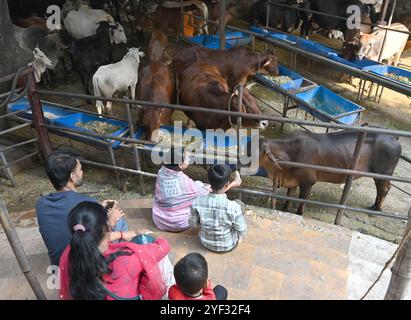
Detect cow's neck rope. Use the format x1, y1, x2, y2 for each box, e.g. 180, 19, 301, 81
228, 92, 235, 127
227, 88, 246, 128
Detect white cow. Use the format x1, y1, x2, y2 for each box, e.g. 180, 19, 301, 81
64, 5, 127, 43
357, 23, 409, 66
30, 47, 54, 83
93, 47, 145, 115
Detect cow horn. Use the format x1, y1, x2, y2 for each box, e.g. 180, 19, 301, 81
264, 143, 282, 170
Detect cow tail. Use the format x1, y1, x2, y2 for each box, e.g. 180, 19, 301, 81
92, 72, 104, 114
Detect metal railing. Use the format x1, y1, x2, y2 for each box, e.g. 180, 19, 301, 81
29, 88, 411, 224
0, 66, 43, 187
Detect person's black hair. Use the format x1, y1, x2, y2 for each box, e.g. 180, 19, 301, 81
163, 147, 185, 171
208, 164, 232, 192
67, 201, 131, 300
174, 253, 208, 296
45, 149, 82, 190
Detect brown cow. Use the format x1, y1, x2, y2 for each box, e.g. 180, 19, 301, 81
252, 131, 401, 215
150, 4, 206, 35
180, 62, 268, 131
136, 62, 175, 142
16, 16, 48, 30
175, 45, 279, 90
148, 30, 172, 64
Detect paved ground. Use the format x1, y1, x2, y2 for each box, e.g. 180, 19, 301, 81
0, 199, 404, 300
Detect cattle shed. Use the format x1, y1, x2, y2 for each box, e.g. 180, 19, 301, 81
1, 0, 411, 301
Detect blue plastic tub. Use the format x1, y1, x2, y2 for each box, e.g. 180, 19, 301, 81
187, 31, 252, 49
363, 65, 411, 88
295, 86, 364, 125
255, 65, 305, 91
54, 113, 129, 148
327, 54, 380, 70
268, 32, 299, 45
296, 38, 338, 57
249, 25, 270, 35
203, 130, 250, 151
214, 31, 253, 47
133, 125, 204, 149
7, 97, 76, 123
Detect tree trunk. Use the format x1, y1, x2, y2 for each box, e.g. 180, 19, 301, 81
0, 0, 32, 130
384, 207, 411, 300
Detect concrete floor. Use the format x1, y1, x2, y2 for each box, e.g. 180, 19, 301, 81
0, 199, 405, 300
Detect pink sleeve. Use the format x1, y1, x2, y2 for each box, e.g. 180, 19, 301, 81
183, 174, 208, 197
142, 237, 170, 263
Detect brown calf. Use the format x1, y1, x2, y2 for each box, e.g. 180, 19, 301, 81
136, 62, 175, 142
148, 30, 172, 64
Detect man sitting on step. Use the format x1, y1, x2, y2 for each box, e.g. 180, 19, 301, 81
36, 149, 135, 267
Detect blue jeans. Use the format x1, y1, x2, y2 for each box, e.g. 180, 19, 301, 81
113, 218, 128, 243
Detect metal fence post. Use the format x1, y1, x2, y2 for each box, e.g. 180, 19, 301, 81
265, 2, 270, 51
27, 73, 52, 157
385, 207, 411, 300
180, 0, 184, 41
0, 201, 47, 300
219, 0, 226, 50
126, 103, 145, 195
334, 129, 368, 225
236, 85, 243, 201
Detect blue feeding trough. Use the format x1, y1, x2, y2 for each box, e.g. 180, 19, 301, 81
54, 113, 129, 148
249, 25, 270, 35
187, 31, 252, 49
7, 97, 76, 123
267, 32, 299, 45
296, 38, 338, 57
215, 30, 253, 47
327, 54, 380, 70
295, 86, 364, 125
132, 125, 204, 150
255, 65, 304, 91
203, 130, 250, 152
363, 65, 411, 88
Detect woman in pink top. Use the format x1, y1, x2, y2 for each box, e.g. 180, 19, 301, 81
153, 148, 210, 232
59, 201, 170, 300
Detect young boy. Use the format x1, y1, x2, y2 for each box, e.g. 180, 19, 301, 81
168, 253, 228, 300
189, 164, 246, 253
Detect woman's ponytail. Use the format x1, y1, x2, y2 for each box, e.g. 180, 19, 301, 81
67, 202, 110, 300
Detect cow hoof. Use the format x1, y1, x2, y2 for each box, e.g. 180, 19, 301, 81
368, 204, 381, 212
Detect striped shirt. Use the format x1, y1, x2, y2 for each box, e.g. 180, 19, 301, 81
190, 193, 247, 252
